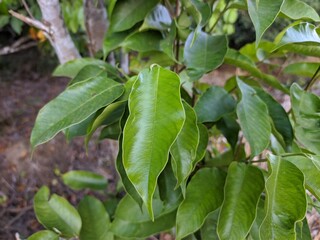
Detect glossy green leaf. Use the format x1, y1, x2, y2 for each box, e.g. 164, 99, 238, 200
194, 86, 236, 123
28, 230, 59, 240
296, 218, 312, 240
31, 72, 124, 148
247, 0, 284, 45
68, 65, 108, 86
53, 58, 119, 79
284, 62, 320, 78
276, 23, 320, 49
216, 115, 240, 150
78, 196, 113, 240
224, 49, 288, 93
122, 31, 162, 52
217, 162, 264, 240
176, 168, 226, 240
283, 154, 320, 200
111, 194, 179, 238
62, 170, 108, 190
255, 88, 293, 150
181, 0, 211, 26
281, 0, 320, 21
140, 4, 172, 31
291, 83, 320, 154
249, 199, 265, 240
170, 102, 199, 187
103, 31, 130, 56
200, 209, 220, 240
109, 0, 159, 32
123, 65, 184, 219
184, 31, 228, 80
236, 79, 271, 156
64, 113, 97, 140
259, 155, 307, 240
85, 101, 126, 148
34, 186, 82, 238
193, 123, 209, 168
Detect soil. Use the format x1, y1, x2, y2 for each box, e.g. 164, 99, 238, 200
0, 48, 319, 239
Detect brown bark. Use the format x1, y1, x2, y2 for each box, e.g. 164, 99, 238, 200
84, 0, 108, 56
37, 0, 80, 63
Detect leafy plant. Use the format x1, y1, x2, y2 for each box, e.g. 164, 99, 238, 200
28, 0, 320, 239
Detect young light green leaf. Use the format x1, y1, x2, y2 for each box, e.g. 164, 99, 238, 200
247, 0, 284, 45
236, 79, 271, 156
194, 86, 236, 123
27, 230, 59, 240
283, 154, 320, 201
217, 162, 264, 240
140, 4, 172, 31
62, 170, 108, 190
276, 23, 320, 49
123, 65, 185, 219
109, 0, 158, 32
254, 88, 293, 150
34, 186, 82, 238
259, 155, 307, 240
281, 0, 320, 21
111, 194, 180, 238
170, 101, 199, 187
78, 196, 113, 240
30, 72, 124, 148
176, 168, 226, 240
290, 83, 320, 154
184, 31, 228, 80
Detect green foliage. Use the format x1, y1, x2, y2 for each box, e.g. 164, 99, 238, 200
29, 0, 320, 239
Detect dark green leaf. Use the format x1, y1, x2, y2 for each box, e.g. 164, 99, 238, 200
176, 168, 226, 239
217, 163, 264, 240
31, 71, 124, 148
34, 186, 81, 238
216, 115, 240, 150
193, 123, 209, 168
236, 79, 271, 156
109, 0, 159, 32
123, 65, 185, 219
122, 31, 162, 52
200, 209, 220, 240
78, 196, 113, 240
260, 155, 307, 240
194, 86, 236, 123
103, 31, 130, 56
184, 31, 228, 80
99, 122, 121, 140
62, 170, 107, 190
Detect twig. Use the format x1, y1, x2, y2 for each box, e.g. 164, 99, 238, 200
0, 37, 37, 55
305, 64, 320, 91
21, 0, 35, 19
9, 10, 50, 34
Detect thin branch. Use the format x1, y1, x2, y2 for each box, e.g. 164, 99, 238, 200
9, 10, 50, 34
304, 64, 320, 91
21, 0, 35, 19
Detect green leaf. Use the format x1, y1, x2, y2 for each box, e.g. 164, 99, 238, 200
200, 209, 220, 240
64, 113, 97, 140
140, 4, 172, 31
184, 31, 228, 80
53, 58, 120, 80
296, 218, 312, 240
216, 115, 240, 150
280, 44, 320, 57
284, 62, 320, 78
176, 168, 226, 240
62, 170, 108, 190
123, 65, 184, 219
283, 154, 320, 201
193, 123, 209, 168
254, 88, 293, 150
224, 49, 288, 93
194, 86, 236, 123
181, 0, 211, 26
236, 79, 271, 156
281, 0, 320, 22
275, 23, 320, 50
170, 101, 199, 187
217, 162, 265, 240
259, 155, 307, 240
103, 31, 130, 56
99, 122, 121, 140
122, 31, 162, 52
78, 196, 113, 240
34, 186, 82, 238
247, 0, 284, 45
30, 71, 124, 148
28, 230, 59, 240
249, 199, 265, 240
111, 194, 179, 238
290, 83, 320, 154
109, 0, 159, 32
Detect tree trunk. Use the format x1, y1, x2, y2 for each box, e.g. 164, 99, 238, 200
84, 0, 108, 56
37, 0, 80, 63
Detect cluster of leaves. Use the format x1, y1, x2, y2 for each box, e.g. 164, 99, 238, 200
28, 0, 320, 239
